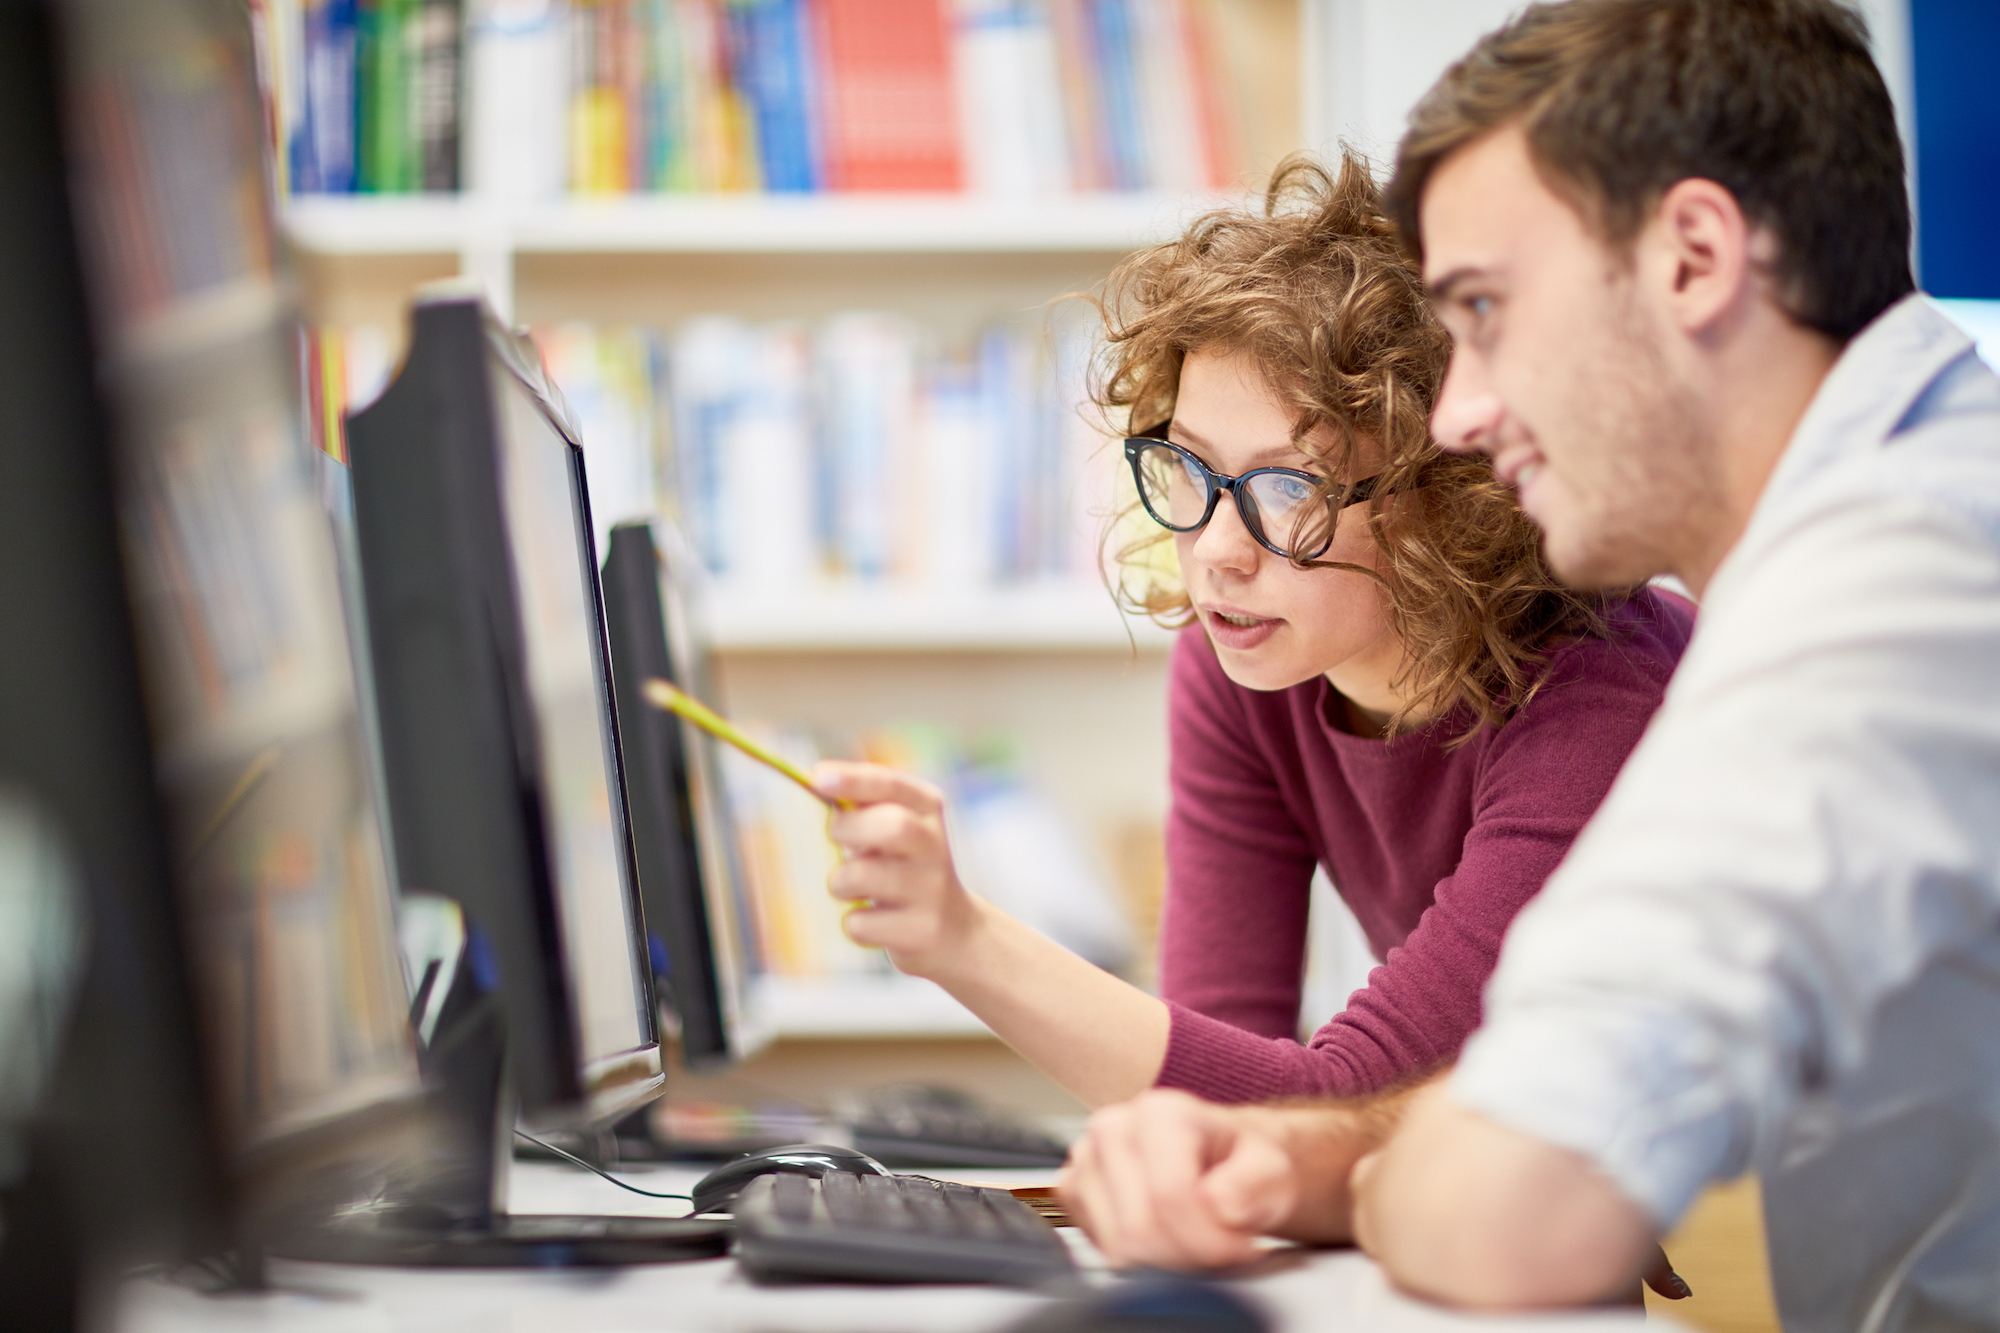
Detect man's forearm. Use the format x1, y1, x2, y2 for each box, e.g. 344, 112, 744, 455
1354, 1086, 1655, 1307
1250, 1071, 1447, 1244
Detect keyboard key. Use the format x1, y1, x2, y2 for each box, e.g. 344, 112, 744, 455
771, 1172, 815, 1224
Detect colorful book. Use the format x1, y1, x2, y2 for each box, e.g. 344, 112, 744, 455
813, 0, 961, 191
733, 0, 821, 192
292, 0, 359, 192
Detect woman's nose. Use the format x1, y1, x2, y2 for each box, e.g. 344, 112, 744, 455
1189, 485, 1263, 574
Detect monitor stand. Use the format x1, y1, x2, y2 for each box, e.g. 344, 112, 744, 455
270, 957, 730, 1268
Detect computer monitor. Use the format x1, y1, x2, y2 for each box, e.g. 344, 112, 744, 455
599, 521, 758, 1072
0, 0, 426, 1314
335, 292, 727, 1264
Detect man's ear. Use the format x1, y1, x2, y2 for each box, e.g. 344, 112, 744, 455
1642, 178, 1757, 338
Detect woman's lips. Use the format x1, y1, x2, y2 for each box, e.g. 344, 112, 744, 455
1203, 605, 1283, 651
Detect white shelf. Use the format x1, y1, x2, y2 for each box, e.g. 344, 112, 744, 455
699, 584, 1176, 652
282, 191, 1239, 257
750, 974, 993, 1039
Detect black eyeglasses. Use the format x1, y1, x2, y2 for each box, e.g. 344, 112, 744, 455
1122, 422, 1383, 561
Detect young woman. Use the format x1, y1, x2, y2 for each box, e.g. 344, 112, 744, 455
810, 152, 1693, 1109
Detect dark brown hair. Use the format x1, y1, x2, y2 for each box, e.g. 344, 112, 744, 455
1385, 0, 1914, 342
1093, 149, 1601, 740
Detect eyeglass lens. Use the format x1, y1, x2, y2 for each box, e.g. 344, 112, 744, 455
1131, 441, 1329, 557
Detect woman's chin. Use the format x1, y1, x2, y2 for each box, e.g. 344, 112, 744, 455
1209, 641, 1315, 694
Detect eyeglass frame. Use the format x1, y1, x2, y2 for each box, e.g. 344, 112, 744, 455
1121, 421, 1384, 561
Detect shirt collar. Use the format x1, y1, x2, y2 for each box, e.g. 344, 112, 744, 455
1761, 294, 1976, 507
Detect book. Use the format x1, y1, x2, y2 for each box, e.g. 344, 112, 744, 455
813, 0, 962, 191
408, 0, 463, 190
734, 0, 821, 192
264, 0, 1258, 198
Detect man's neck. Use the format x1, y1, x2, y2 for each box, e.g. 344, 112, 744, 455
1677, 310, 1842, 597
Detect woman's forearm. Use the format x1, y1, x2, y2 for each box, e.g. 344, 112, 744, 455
924, 897, 1172, 1108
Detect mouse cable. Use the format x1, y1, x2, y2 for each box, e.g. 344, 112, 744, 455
512, 1128, 694, 1202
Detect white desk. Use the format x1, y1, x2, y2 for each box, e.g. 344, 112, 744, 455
114, 1162, 1656, 1333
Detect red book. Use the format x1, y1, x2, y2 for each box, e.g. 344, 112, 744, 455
812, 0, 962, 191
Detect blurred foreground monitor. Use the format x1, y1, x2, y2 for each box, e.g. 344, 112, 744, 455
0, 0, 425, 1324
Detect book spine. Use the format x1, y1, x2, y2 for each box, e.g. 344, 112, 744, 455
1181, 0, 1235, 189
354, 0, 406, 191
712, 0, 763, 190
1047, 0, 1107, 190
1130, 0, 1204, 191
409, 0, 462, 190
738, 0, 818, 192
641, 0, 696, 190
297, 0, 360, 192
1089, 0, 1145, 190
815, 0, 961, 191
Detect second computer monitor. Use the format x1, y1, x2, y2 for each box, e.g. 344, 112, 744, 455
600, 521, 754, 1070
347, 292, 662, 1128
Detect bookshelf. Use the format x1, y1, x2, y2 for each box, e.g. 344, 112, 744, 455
285, 192, 1240, 260
277, 0, 1316, 1114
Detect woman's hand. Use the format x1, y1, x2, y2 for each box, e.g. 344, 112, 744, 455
812, 760, 982, 980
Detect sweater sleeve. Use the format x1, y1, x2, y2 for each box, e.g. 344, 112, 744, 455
1156, 628, 1679, 1103
1154, 629, 1319, 1042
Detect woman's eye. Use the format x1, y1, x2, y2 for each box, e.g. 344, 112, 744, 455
1467, 295, 1494, 319
1269, 476, 1315, 506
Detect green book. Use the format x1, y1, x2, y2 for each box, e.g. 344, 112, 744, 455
356, 0, 410, 192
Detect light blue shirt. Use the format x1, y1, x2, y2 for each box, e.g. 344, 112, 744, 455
1454, 295, 2000, 1333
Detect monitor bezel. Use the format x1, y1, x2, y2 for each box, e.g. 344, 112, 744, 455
482, 316, 665, 1126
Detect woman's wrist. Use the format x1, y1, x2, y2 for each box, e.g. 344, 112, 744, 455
881, 880, 996, 985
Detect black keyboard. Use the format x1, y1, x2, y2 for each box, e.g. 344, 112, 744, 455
848, 1084, 1071, 1169
732, 1171, 1077, 1286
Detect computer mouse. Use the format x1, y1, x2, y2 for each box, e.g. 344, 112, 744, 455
689, 1142, 892, 1216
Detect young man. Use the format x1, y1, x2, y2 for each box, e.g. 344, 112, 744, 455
1057, 3, 2000, 1327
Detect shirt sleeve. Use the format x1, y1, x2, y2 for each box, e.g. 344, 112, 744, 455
1157, 629, 1675, 1103
1452, 488, 2000, 1229
1154, 629, 1318, 1043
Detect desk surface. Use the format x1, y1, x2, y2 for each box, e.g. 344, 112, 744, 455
114, 1162, 1656, 1333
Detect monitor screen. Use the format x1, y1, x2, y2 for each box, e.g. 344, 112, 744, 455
493, 369, 653, 1083
56, 0, 422, 1158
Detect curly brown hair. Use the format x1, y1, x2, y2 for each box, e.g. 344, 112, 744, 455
1092, 148, 1603, 740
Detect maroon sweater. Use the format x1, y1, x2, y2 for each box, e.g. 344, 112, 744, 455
1155, 589, 1693, 1103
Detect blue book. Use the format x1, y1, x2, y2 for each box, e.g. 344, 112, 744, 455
1088, 0, 1146, 191
293, 0, 359, 193
733, 0, 821, 193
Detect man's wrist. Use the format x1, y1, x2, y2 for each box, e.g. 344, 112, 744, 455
1245, 1103, 1374, 1244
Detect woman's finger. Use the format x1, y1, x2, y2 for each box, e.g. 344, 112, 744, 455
826, 803, 941, 859
811, 760, 944, 814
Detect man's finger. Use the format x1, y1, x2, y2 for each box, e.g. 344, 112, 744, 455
1126, 1101, 1261, 1267
1199, 1130, 1296, 1236
1643, 1244, 1692, 1300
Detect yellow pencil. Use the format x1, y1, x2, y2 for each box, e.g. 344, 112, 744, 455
641, 677, 852, 810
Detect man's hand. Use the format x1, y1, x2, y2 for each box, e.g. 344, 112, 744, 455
814, 761, 980, 979
1057, 1088, 1386, 1270
1351, 1085, 1658, 1309
1056, 1090, 1302, 1270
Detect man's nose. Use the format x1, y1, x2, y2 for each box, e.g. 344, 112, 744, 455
1430, 351, 1505, 455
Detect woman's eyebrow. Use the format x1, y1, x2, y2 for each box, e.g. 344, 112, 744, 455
1170, 421, 1310, 469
